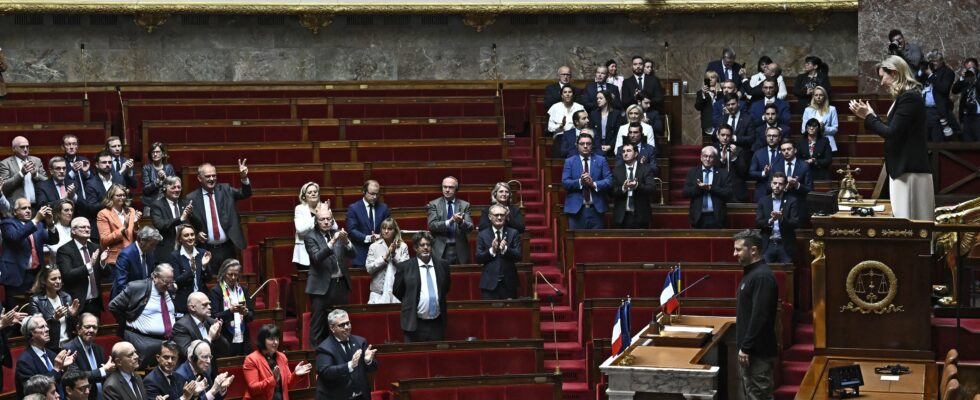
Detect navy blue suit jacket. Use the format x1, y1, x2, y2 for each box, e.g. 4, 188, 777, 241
614, 142, 658, 174
83, 172, 126, 209
15, 346, 64, 398
175, 361, 223, 400
145, 365, 207, 400
579, 82, 621, 111
749, 146, 781, 201
110, 155, 139, 189
171, 247, 211, 313
345, 200, 390, 266
35, 177, 79, 209
475, 227, 522, 293
749, 99, 791, 128
752, 121, 792, 152
561, 153, 612, 214
112, 242, 156, 300
0, 219, 57, 288
559, 128, 605, 159
706, 60, 743, 84
771, 157, 813, 218
63, 337, 108, 400
315, 334, 378, 399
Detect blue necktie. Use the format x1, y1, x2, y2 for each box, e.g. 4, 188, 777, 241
87, 347, 103, 396
769, 149, 777, 166
447, 201, 456, 238
702, 169, 712, 211
423, 265, 439, 319
41, 352, 53, 372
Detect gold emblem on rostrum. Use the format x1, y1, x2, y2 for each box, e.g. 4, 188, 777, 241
840, 260, 904, 314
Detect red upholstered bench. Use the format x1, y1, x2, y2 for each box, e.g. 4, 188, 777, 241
0, 99, 88, 123
0, 121, 109, 147
143, 119, 305, 145
564, 230, 745, 271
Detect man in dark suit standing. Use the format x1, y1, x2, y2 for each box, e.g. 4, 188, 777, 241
315, 309, 378, 400
751, 104, 791, 152
544, 65, 577, 109
476, 204, 522, 300
748, 127, 784, 201
63, 313, 112, 400
716, 125, 752, 202
347, 180, 389, 268
1, 198, 58, 305
172, 292, 230, 360
756, 172, 800, 264
561, 134, 613, 230
108, 264, 178, 369
57, 217, 108, 317
558, 110, 600, 159
621, 56, 664, 110
705, 48, 743, 83
187, 160, 251, 275
144, 340, 206, 400
150, 176, 194, 265
61, 134, 91, 202
102, 341, 146, 400
771, 139, 813, 224
15, 314, 77, 398
749, 80, 791, 127
682, 146, 734, 229
579, 65, 621, 112
612, 142, 656, 229
305, 207, 355, 347
35, 157, 80, 209
714, 93, 756, 149
104, 136, 137, 189
0, 305, 25, 394
920, 50, 956, 141
427, 176, 473, 265
394, 231, 451, 342
111, 226, 162, 299
83, 151, 127, 229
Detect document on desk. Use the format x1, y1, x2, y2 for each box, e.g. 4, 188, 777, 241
880, 375, 900, 381
663, 325, 714, 334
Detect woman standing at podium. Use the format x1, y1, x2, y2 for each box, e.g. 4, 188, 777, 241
849, 55, 935, 220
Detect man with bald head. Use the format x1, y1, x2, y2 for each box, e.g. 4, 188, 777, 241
305, 207, 355, 346
187, 160, 251, 274
173, 292, 230, 360
0, 136, 48, 206
545, 65, 579, 108
1, 197, 58, 305
102, 341, 147, 400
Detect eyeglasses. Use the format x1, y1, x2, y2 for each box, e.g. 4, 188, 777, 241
333, 321, 352, 328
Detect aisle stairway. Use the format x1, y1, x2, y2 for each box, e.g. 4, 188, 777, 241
510, 137, 590, 399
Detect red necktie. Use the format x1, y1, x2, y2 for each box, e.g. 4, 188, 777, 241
207, 192, 221, 241
83, 246, 98, 300
29, 234, 40, 269
161, 291, 172, 338
58, 183, 67, 198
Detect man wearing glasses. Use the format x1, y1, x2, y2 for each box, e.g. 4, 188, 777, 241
109, 263, 178, 369
1, 198, 57, 306
57, 217, 109, 317
0, 136, 49, 207
475, 204, 522, 299
544, 65, 578, 108
561, 134, 612, 229
316, 309, 378, 400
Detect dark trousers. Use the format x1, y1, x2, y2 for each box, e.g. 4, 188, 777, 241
694, 211, 723, 229
309, 278, 350, 347
204, 242, 238, 276
441, 243, 460, 265
80, 298, 103, 317
124, 330, 163, 369
481, 280, 517, 300
404, 315, 445, 342
926, 107, 949, 142
763, 241, 792, 264
615, 211, 649, 229
568, 205, 604, 229
961, 114, 979, 142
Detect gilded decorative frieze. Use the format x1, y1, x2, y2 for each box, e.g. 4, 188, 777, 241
880, 229, 913, 238
462, 13, 496, 32
829, 228, 861, 237
133, 13, 168, 33
298, 13, 334, 35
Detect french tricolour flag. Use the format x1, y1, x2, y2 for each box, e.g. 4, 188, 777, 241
610, 299, 632, 355
660, 269, 680, 314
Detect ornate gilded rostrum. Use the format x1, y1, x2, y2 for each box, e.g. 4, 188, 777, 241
133, 13, 169, 33
933, 197, 980, 306
840, 260, 905, 314
829, 228, 861, 237
880, 229, 913, 238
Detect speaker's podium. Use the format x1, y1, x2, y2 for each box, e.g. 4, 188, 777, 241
797, 207, 939, 399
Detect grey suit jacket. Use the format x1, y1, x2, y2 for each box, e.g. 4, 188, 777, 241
426, 197, 473, 264
102, 371, 146, 400
0, 155, 49, 202
304, 229, 355, 296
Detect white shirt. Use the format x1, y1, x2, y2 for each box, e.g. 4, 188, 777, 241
201, 189, 228, 244
546, 102, 585, 136
44, 222, 72, 256
75, 239, 98, 300
191, 314, 209, 341
180, 246, 200, 292
415, 258, 440, 319
46, 295, 69, 344
99, 174, 114, 192
132, 288, 175, 335
614, 122, 656, 150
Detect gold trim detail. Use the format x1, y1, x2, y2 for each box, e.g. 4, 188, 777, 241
867, 228, 877, 238
830, 228, 861, 237
809, 240, 826, 348
627, 11, 661, 31
615, 354, 635, 366
298, 13, 335, 35
919, 229, 929, 238
462, 13, 496, 32
0, 0, 858, 15
840, 260, 904, 314
133, 13, 169, 33
791, 10, 829, 32
815, 227, 825, 237
881, 229, 913, 238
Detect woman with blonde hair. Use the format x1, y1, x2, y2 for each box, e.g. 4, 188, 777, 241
96, 184, 140, 265
801, 86, 839, 150
365, 217, 408, 304
614, 104, 655, 150
292, 181, 333, 271
694, 70, 721, 137
849, 55, 934, 220
478, 182, 525, 233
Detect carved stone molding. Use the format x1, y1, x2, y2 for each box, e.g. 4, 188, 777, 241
792, 10, 829, 32
462, 13, 496, 32
627, 11, 661, 32
298, 13, 335, 34
133, 13, 169, 33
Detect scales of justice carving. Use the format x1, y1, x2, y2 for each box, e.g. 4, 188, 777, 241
840, 260, 905, 314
